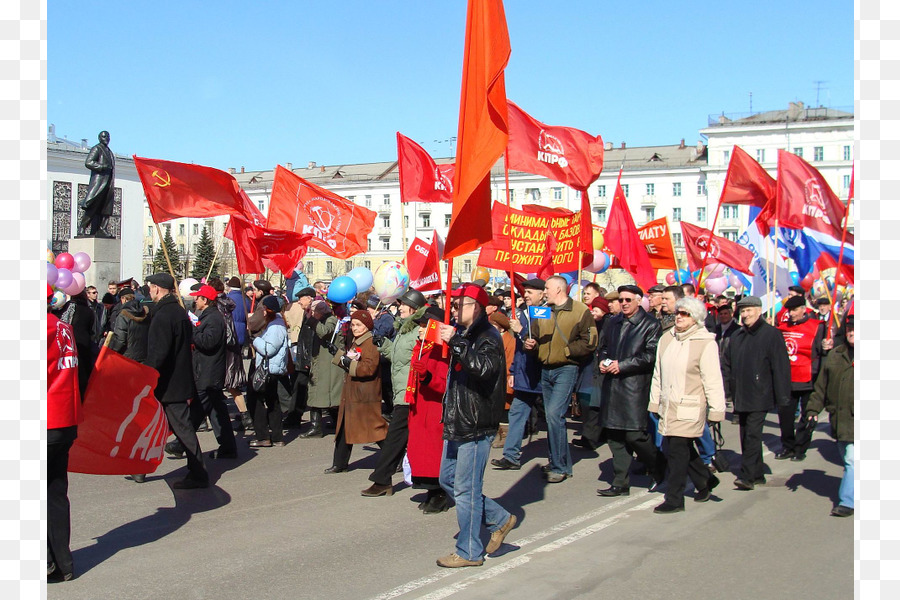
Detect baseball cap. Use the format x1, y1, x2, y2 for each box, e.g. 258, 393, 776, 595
451, 283, 489, 307
189, 284, 218, 301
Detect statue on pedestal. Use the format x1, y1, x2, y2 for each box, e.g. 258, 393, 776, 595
78, 130, 116, 238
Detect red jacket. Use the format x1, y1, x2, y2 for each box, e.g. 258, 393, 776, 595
47, 313, 83, 430
405, 339, 449, 479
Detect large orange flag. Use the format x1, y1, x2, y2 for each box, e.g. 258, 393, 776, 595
443, 0, 511, 259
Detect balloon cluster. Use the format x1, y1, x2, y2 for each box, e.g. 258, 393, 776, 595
584, 230, 610, 274
325, 262, 410, 305
47, 250, 92, 304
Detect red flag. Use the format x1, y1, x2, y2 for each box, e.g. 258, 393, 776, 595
397, 133, 454, 204
506, 101, 604, 191
637, 217, 678, 270
68, 347, 168, 475
267, 165, 376, 259
536, 228, 557, 280
719, 145, 776, 208
424, 319, 444, 346
680, 221, 754, 275
604, 172, 657, 289
134, 156, 250, 223
444, 0, 511, 259
775, 149, 851, 244
405, 235, 443, 292
225, 215, 314, 276
239, 189, 267, 227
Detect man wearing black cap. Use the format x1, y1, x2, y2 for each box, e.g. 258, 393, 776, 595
814, 296, 832, 321
596, 285, 666, 497
776, 285, 808, 325
144, 273, 209, 489
647, 284, 665, 318
722, 295, 791, 490
775, 294, 829, 461
492, 278, 545, 470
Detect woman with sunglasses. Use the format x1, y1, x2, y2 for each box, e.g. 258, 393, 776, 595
648, 296, 726, 513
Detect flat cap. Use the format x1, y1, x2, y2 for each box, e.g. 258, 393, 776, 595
617, 285, 644, 297
735, 295, 762, 309
146, 272, 175, 290
647, 284, 665, 294
783, 295, 806, 310
522, 278, 546, 291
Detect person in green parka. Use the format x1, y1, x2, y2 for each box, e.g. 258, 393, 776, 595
360, 289, 428, 497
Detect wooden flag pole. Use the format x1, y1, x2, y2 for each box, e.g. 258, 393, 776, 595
503, 151, 516, 310
154, 222, 184, 308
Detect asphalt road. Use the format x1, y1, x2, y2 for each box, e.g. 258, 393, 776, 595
51, 412, 852, 600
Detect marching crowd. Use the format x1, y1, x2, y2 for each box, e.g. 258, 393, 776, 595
46, 271, 855, 579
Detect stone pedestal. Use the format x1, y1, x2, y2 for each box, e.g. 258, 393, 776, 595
69, 237, 121, 292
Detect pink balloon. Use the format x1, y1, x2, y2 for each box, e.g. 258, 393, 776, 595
665, 272, 676, 285
72, 252, 92, 273
704, 275, 729, 296
728, 273, 744, 292
703, 263, 726, 278
47, 263, 58, 286
55, 268, 73, 289
54, 252, 74, 270
62, 273, 85, 296
585, 250, 610, 274
640, 296, 650, 311
71, 272, 86, 292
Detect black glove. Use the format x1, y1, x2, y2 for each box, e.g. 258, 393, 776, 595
325, 341, 338, 356
337, 355, 352, 371
373, 334, 385, 347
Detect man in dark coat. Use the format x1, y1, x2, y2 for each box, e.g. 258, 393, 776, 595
109, 288, 150, 363
596, 285, 666, 497
189, 284, 237, 459
722, 295, 791, 491
436, 284, 516, 568
144, 273, 209, 489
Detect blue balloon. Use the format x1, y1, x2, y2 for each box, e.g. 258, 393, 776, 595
789, 271, 801, 286
561, 271, 577, 285
326, 276, 358, 304
347, 267, 374, 292
676, 269, 690, 283
596, 252, 610, 274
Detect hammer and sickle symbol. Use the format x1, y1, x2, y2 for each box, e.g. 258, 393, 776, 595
151, 170, 172, 187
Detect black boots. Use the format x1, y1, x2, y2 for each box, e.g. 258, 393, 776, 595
299, 409, 324, 438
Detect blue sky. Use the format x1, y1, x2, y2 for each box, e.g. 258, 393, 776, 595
49, 1, 852, 171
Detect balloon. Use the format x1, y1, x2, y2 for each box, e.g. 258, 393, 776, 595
702, 263, 726, 279
811, 279, 828, 299
800, 272, 815, 291
327, 276, 358, 303
179, 278, 199, 298
54, 252, 74, 270
665, 271, 676, 285
347, 267, 374, 292
560, 273, 574, 285
640, 296, 650, 311
825, 276, 836, 291
72, 252, 92, 273
56, 268, 73, 290
372, 261, 410, 303
592, 230, 605, 251
47, 263, 58, 286
62, 272, 85, 296
728, 273, 744, 293
470, 266, 490, 284
51, 290, 67, 310
835, 271, 851, 286
585, 251, 610, 274
789, 271, 801, 286
71, 272, 86, 293
675, 269, 690, 284
47, 249, 55, 264
704, 275, 729, 296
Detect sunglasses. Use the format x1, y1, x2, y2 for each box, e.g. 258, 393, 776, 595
620, 297, 635, 303
675, 310, 692, 317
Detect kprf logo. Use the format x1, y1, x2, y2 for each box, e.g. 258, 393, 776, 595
537, 130, 568, 168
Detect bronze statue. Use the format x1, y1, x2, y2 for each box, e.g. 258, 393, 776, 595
78, 130, 116, 237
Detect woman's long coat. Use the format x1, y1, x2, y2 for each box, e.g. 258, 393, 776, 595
334, 332, 388, 444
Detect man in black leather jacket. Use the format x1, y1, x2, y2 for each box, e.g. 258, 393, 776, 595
435, 284, 517, 569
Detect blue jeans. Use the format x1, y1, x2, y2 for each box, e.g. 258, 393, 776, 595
540, 365, 578, 476
503, 392, 540, 465
695, 423, 715, 464
837, 441, 854, 509
440, 437, 511, 561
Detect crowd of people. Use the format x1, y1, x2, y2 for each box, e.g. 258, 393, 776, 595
46, 270, 855, 580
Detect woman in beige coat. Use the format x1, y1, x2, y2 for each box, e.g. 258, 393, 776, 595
649, 296, 726, 513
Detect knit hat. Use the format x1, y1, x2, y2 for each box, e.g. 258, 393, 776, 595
261, 295, 281, 312
590, 297, 610, 313
350, 309, 374, 331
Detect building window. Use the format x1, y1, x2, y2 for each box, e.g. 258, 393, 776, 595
178, 243, 185, 253
793, 147, 803, 158
597, 185, 606, 198
723, 150, 730, 164
325, 260, 333, 274
179, 224, 185, 235
553, 187, 563, 200
347, 195, 355, 204
383, 194, 390, 205
595, 208, 607, 222
697, 183, 707, 195
723, 205, 739, 219
672, 182, 682, 197
814, 146, 824, 161
445, 215, 452, 227
382, 238, 390, 250
463, 260, 472, 273
672, 233, 682, 247
509, 189, 515, 202
147, 244, 153, 255
723, 231, 738, 242
193, 223, 199, 235
403, 215, 409, 228
258, 200, 264, 211
147, 226, 152, 237
345, 261, 353, 272
525, 188, 541, 202
697, 207, 706, 222
843, 145, 851, 161
367, 239, 372, 251
365, 195, 372, 207
756, 149, 765, 163
306, 261, 314, 275
672, 208, 681, 222
364, 261, 371, 270
422, 213, 431, 228
382, 216, 390, 227
621, 184, 629, 197
644, 207, 655, 221
843, 174, 851, 190
645, 183, 655, 196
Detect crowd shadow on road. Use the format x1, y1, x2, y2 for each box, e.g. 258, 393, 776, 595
784, 469, 840, 505
72, 480, 232, 577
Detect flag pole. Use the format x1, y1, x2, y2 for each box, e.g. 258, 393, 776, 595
696, 192, 722, 293
154, 222, 184, 308
503, 151, 516, 310
831, 166, 854, 333
205, 220, 227, 282
442, 257, 453, 358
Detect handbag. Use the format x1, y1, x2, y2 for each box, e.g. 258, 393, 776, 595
251, 356, 270, 392
710, 422, 730, 473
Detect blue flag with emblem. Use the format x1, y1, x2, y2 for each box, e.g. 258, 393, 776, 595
529, 306, 551, 320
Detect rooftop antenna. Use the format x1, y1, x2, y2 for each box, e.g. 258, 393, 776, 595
749, 91, 753, 113
814, 80, 827, 106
